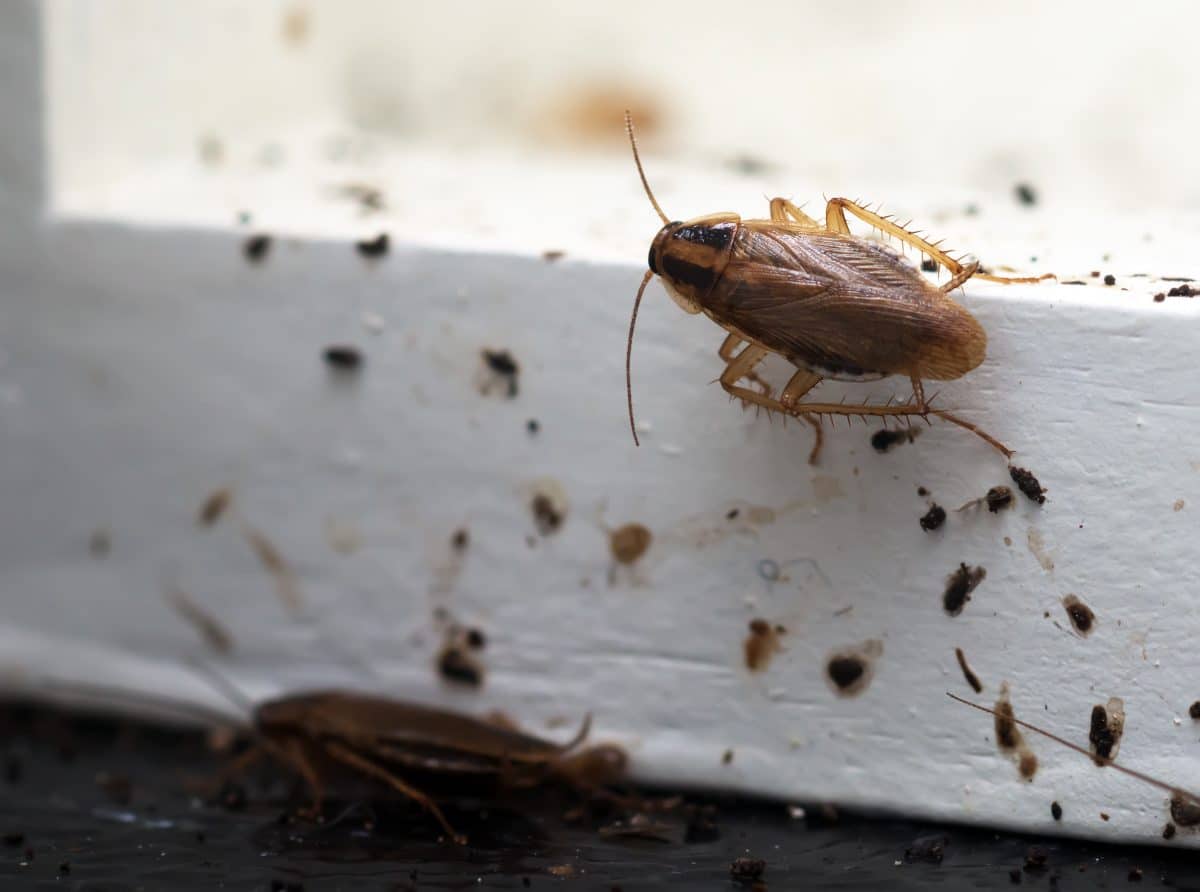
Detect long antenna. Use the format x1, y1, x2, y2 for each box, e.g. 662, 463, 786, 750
625, 110, 669, 225
947, 692, 1200, 807
626, 270, 653, 446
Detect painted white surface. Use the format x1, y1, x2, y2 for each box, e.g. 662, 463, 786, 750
3, 0, 1200, 848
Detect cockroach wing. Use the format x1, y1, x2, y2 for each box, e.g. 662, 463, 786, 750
707, 225, 986, 381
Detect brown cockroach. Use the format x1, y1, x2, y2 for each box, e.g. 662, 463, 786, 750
624, 113, 1052, 464
948, 693, 1200, 812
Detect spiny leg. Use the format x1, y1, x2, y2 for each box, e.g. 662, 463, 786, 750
721, 350, 826, 464
781, 369, 824, 464
823, 197, 1054, 286
321, 740, 466, 845
718, 334, 771, 402
769, 198, 820, 228
259, 736, 327, 818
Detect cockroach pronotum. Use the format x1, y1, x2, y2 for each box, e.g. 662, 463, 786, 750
623, 113, 1052, 464
44, 674, 626, 846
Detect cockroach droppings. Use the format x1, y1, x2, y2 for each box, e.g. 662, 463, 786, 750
451, 528, 469, 551
1061, 594, 1095, 636
722, 748, 734, 765
610, 523, 652, 564
825, 640, 881, 697
243, 234, 271, 263
1188, 701, 1200, 720
1103, 274, 1116, 286
986, 486, 1014, 512
995, 699, 1020, 751
1051, 801, 1062, 821
943, 563, 985, 616
954, 647, 983, 693
1014, 183, 1038, 206
1088, 698, 1125, 764
1163, 822, 1178, 839
542, 250, 565, 262
744, 618, 783, 672
730, 857, 766, 883
1171, 797, 1200, 827
355, 232, 389, 258
920, 504, 947, 532
198, 487, 233, 527
437, 646, 483, 688
871, 427, 918, 453
1009, 465, 1047, 504
482, 349, 520, 398
323, 345, 363, 372
531, 493, 564, 535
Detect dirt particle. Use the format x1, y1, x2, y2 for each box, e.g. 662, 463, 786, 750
1009, 466, 1047, 504
1014, 183, 1038, 206
943, 563, 986, 616
437, 645, 483, 687
1103, 274, 1116, 286
197, 487, 233, 527
1024, 846, 1048, 872
995, 698, 1021, 751
1171, 797, 1200, 827
954, 647, 983, 693
1062, 595, 1095, 636
921, 258, 938, 273
1088, 698, 1125, 763
722, 748, 734, 765
526, 419, 540, 435
1128, 867, 1143, 881
1163, 822, 1177, 839
323, 345, 363, 372
542, 250, 565, 262
1100, 812, 1110, 821
871, 427, 919, 452
1062, 279, 1087, 285
451, 528, 469, 551
1168, 283, 1198, 297
730, 857, 766, 883
744, 619, 783, 672
243, 234, 271, 263
482, 349, 520, 398
903, 835, 946, 864
1154, 292, 1166, 302
88, 528, 111, 557
610, 523, 652, 564
1004, 536, 1012, 546
917, 486, 929, 497
825, 639, 881, 697
726, 508, 740, 520
531, 494, 564, 535
1174, 499, 1185, 512
355, 232, 389, 258
1018, 750, 1038, 780
464, 628, 486, 650
1051, 801, 1062, 821
1189, 701, 1200, 720
986, 486, 1015, 512
547, 864, 576, 878
920, 504, 947, 532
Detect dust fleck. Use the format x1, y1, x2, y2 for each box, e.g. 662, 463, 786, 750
825, 639, 882, 697
744, 619, 784, 672
610, 523, 652, 565
1026, 528, 1055, 572
197, 487, 233, 527
811, 475, 844, 503
1088, 697, 1125, 764
355, 232, 389, 258
1062, 594, 1095, 636
943, 563, 986, 616
481, 349, 520, 398
1174, 499, 1186, 512
722, 748, 734, 765
530, 481, 568, 535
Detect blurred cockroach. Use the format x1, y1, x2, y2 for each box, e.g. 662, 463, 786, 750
50, 675, 626, 846
624, 113, 1052, 464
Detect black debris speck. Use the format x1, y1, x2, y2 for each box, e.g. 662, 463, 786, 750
921, 258, 938, 272
1051, 801, 1062, 821
1009, 466, 1047, 504
243, 234, 271, 263
323, 345, 363, 372
1014, 183, 1037, 206
355, 233, 389, 258
920, 504, 947, 532
872, 428, 917, 453
1103, 274, 1116, 286
1189, 701, 1200, 720
943, 563, 986, 616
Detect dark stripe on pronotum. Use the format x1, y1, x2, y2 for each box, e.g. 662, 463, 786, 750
673, 223, 735, 250
661, 255, 716, 292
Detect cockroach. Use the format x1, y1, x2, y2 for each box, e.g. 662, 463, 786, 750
948, 693, 1200, 811
624, 113, 1052, 464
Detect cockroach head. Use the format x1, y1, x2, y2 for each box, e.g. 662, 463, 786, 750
646, 222, 681, 275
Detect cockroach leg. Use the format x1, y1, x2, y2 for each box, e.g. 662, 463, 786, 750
768, 197, 820, 228
824, 198, 1053, 285
719, 340, 774, 406
720, 349, 826, 462
780, 369, 824, 463
261, 736, 327, 818
928, 409, 1014, 458
321, 740, 466, 845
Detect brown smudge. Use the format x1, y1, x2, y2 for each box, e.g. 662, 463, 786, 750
197, 487, 233, 527
919, 504, 947, 532
166, 588, 234, 654
1088, 697, 1125, 764
1019, 750, 1039, 780
1062, 594, 1095, 636
943, 563, 986, 616
994, 685, 1038, 780
825, 639, 881, 698
281, 4, 310, 46
744, 619, 783, 672
1027, 528, 1055, 572
1174, 499, 1185, 512
241, 525, 302, 614
610, 523, 652, 565
542, 250, 565, 262
481, 349, 519, 398
544, 85, 663, 147
530, 482, 567, 536
1009, 465, 1047, 504
954, 647, 983, 693
722, 748, 734, 765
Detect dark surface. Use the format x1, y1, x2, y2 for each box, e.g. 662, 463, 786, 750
2, 703, 1199, 891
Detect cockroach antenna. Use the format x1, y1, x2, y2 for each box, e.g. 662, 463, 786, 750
626, 270, 653, 447
188, 658, 256, 718
947, 692, 1200, 808
625, 110, 669, 226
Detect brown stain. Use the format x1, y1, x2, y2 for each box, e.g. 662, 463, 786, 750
1027, 528, 1055, 572
1062, 594, 1095, 636
165, 588, 234, 654
542, 84, 663, 147
542, 250, 566, 262
197, 487, 233, 527
943, 563, 986, 616
241, 524, 302, 614
811, 475, 844, 504
1164, 822, 1178, 839
610, 523, 653, 565
744, 619, 784, 672
529, 480, 568, 536
825, 639, 882, 697
1088, 697, 1125, 764
994, 685, 1038, 780
954, 647, 983, 693
281, 4, 310, 46
1174, 499, 1186, 512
